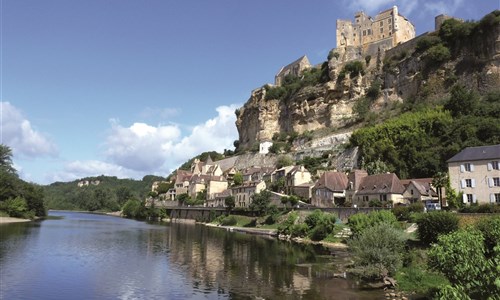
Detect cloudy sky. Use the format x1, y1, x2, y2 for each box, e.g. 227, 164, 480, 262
1, 0, 497, 184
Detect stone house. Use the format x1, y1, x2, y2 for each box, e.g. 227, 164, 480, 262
292, 183, 314, 202
312, 171, 349, 207
447, 144, 500, 205
285, 166, 312, 194
242, 166, 275, 183
174, 169, 192, 197
336, 6, 415, 56
401, 178, 439, 204
207, 189, 232, 208
231, 181, 266, 208
348, 172, 405, 207
274, 55, 311, 86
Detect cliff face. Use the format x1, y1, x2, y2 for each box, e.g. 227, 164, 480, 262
236, 17, 500, 151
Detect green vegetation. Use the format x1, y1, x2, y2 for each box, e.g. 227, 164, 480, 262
337, 60, 365, 82
416, 211, 459, 245
347, 210, 398, 237
348, 222, 407, 280
177, 151, 225, 171
0, 145, 47, 218
264, 63, 330, 102
249, 190, 273, 216
44, 174, 165, 211
428, 225, 500, 299
350, 87, 500, 179
277, 210, 338, 241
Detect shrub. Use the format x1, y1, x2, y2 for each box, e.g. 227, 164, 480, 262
343, 60, 365, 78
277, 211, 299, 235
366, 79, 382, 100
428, 228, 500, 299
348, 210, 398, 237
290, 223, 309, 238
4, 197, 31, 219
426, 43, 451, 64
415, 35, 442, 53
220, 215, 238, 226
416, 211, 459, 245
475, 216, 500, 256
392, 202, 425, 221
328, 50, 340, 60
348, 222, 407, 279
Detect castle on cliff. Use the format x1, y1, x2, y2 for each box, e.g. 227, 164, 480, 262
336, 6, 415, 56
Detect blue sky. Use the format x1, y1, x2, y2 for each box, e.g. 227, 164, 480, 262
1, 0, 498, 184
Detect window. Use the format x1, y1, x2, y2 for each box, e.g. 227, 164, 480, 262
494, 177, 500, 187
495, 194, 500, 203
380, 21, 383, 27
380, 194, 387, 201
410, 189, 414, 195
380, 27, 383, 33
466, 194, 473, 203
490, 161, 499, 170
363, 196, 368, 202
464, 163, 472, 172
465, 179, 472, 187
388, 18, 392, 24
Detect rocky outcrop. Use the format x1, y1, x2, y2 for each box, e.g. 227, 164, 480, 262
236, 15, 500, 152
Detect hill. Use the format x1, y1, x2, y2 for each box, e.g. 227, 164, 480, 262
43, 175, 166, 211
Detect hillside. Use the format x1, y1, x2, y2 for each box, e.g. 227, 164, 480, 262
234, 11, 500, 179
43, 175, 166, 211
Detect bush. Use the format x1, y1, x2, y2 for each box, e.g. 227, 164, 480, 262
348, 210, 398, 237
475, 216, 500, 256
428, 228, 500, 299
4, 197, 31, 219
415, 35, 442, 52
290, 223, 309, 238
277, 212, 299, 235
392, 202, 425, 221
416, 211, 459, 245
220, 215, 237, 226
426, 44, 451, 64
348, 222, 407, 280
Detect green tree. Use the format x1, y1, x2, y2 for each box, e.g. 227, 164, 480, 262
249, 190, 272, 216
416, 211, 458, 245
444, 84, 479, 117
156, 182, 172, 194
224, 195, 235, 212
276, 155, 293, 168
0, 145, 16, 174
432, 172, 448, 209
232, 172, 243, 186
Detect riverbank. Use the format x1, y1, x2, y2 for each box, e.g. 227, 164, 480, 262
0, 217, 32, 224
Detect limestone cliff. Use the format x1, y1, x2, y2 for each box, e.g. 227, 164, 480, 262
236, 14, 500, 151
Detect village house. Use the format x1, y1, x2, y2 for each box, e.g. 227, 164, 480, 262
284, 166, 312, 195
348, 171, 405, 207
174, 169, 192, 198
259, 140, 273, 154
312, 171, 349, 207
207, 189, 232, 208
447, 144, 500, 205
292, 182, 315, 202
241, 166, 275, 183
401, 178, 440, 204
231, 181, 266, 208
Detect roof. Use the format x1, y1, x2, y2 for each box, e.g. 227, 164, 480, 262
404, 180, 437, 197
276, 55, 311, 77
215, 155, 239, 172
175, 169, 192, 183
356, 173, 405, 195
314, 171, 349, 192
447, 144, 500, 163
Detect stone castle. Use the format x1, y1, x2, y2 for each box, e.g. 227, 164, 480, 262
336, 6, 415, 57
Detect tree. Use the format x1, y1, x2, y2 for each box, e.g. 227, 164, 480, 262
444, 84, 478, 117
224, 195, 235, 212
276, 155, 293, 168
232, 172, 243, 186
249, 190, 272, 216
432, 172, 448, 208
0, 144, 16, 174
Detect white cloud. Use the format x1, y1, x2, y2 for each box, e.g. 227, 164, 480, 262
344, 0, 396, 15
0, 102, 58, 158
104, 104, 240, 174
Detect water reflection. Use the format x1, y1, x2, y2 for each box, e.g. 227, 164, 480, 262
0, 212, 382, 300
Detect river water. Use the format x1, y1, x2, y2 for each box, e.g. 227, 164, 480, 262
0, 211, 382, 300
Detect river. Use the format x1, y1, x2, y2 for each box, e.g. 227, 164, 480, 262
0, 211, 383, 299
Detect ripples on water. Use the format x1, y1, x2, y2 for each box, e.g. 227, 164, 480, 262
0, 211, 382, 300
